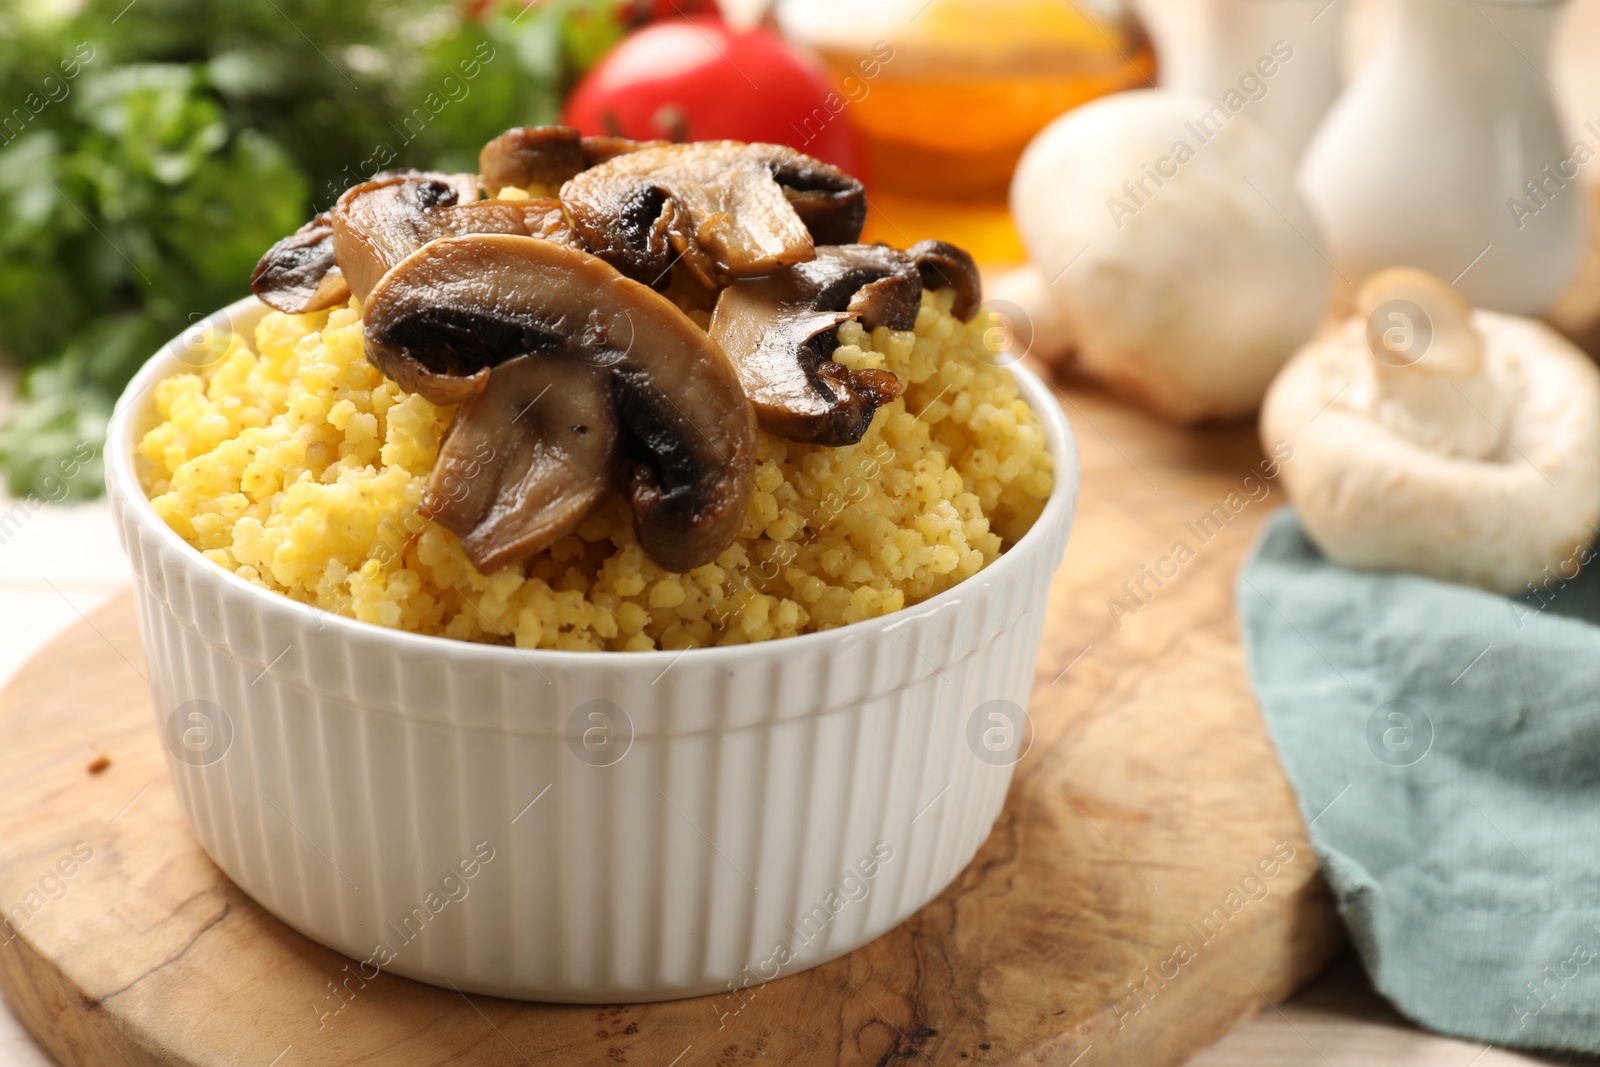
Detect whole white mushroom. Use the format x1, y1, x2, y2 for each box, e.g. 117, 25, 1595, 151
1262, 267, 1600, 594
1011, 89, 1329, 423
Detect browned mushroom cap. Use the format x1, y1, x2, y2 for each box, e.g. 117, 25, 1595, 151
369, 167, 480, 190
561, 141, 866, 290
480, 125, 585, 192
331, 172, 480, 300
343, 192, 580, 406
420, 354, 618, 573
581, 135, 667, 168
907, 239, 982, 321
782, 176, 868, 247
798, 245, 927, 331
436, 198, 577, 245
708, 244, 919, 446
364, 234, 756, 573
332, 175, 578, 303
250, 212, 352, 314
479, 125, 666, 193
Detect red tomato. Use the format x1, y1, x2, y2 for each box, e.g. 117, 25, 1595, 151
561, 17, 866, 179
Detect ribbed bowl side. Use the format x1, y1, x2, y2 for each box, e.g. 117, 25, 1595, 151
117, 504, 1063, 1001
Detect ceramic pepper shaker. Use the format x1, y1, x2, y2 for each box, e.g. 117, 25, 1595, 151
1134, 0, 1344, 161
1299, 0, 1586, 314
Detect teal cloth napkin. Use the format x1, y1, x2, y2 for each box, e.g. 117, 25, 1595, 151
1237, 508, 1600, 1054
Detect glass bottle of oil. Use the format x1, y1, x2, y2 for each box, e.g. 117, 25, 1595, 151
776, 0, 1156, 264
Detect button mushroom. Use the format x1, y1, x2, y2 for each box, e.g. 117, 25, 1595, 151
249, 211, 352, 314
707, 241, 983, 445
251, 167, 531, 315
560, 141, 866, 289
478, 124, 665, 194
332, 172, 582, 302
580, 134, 666, 169
708, 244, 927, 445
328, 177, 579, 307
1010, 90, 1329, 423
363, 234, 756, 573
906, 239, 982, 322
420, 354, 618, 574
1262, 267, 1600, 593
480, 125, 586, 193
783, 171, 871, 248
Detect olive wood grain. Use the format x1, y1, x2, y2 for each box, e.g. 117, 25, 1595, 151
0, 378, 1343, 1066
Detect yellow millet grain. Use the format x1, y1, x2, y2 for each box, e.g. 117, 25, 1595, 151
139, 288, 1053, 650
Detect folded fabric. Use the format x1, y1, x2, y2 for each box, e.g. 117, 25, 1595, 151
1237, 508, 1600, 1054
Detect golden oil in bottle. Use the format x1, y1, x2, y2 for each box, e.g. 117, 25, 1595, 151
779, 0, 1156, 263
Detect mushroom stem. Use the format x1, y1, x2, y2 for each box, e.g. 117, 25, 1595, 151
421, 354, 618, 574
1359, 267, 1484, 376
1355, 267, 1507, 461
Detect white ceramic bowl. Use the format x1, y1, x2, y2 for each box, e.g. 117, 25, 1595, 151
105, 296, 1079, 1002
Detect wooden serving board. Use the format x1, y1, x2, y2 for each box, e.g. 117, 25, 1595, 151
0, 378, 1344, 1066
